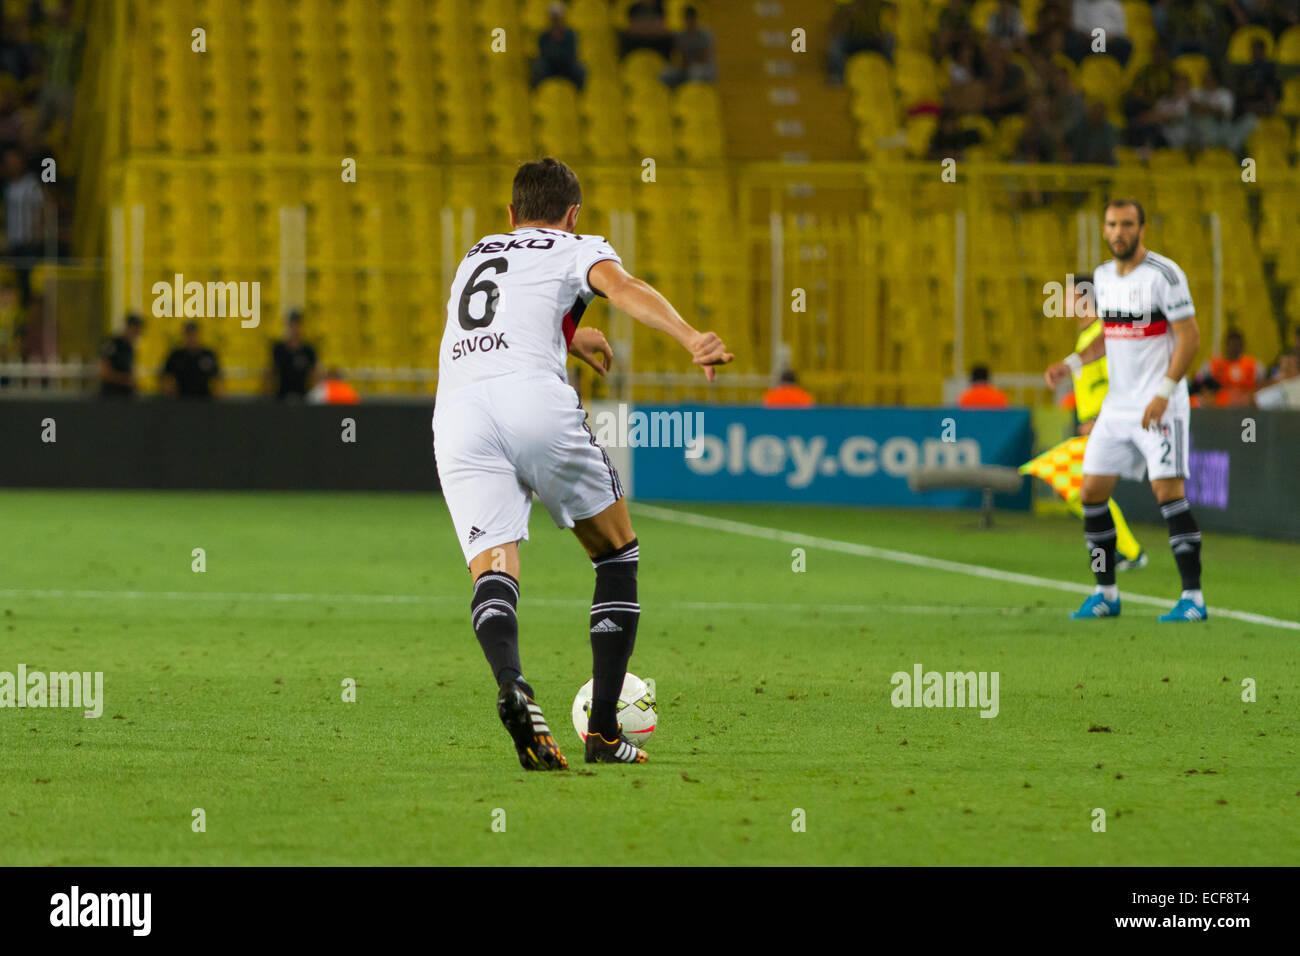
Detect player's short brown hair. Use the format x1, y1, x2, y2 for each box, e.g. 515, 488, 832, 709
1104, 198, 1145, 226
512, 158, 582, 225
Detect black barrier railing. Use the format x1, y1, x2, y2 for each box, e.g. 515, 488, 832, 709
0, 401, 1295, 541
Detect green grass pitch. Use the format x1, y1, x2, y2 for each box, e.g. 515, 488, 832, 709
1, 489, 1297, 866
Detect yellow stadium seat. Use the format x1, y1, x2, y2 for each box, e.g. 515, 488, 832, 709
970, 0, 997, 33
1022, 0, 1042, 32
1122, 1, 1153, 32
1248, 114, 1290, 155
1078, 55, 1125, 121
1148, 148, 1189, 168
622, 49, 668, 89
1277, 25, 1300, 65
1173, 53, 1210, 87
1195, 147, 1239, 168
1280, 76, 1300, 118
1228, 25, 1275, 63
846, 51, 891, 93
894, 50, 940, 106
904, 114, 937, 158
1285, 282, 1300, 320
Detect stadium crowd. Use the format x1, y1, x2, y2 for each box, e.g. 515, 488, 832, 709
828, 0, 1300, 165
0, 0, 75, 372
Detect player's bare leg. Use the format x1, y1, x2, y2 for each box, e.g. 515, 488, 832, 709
467, 540, 568, 770
1150, 477, 1207, 621
572, 498, 647, 763
1072, 473, 1123, 619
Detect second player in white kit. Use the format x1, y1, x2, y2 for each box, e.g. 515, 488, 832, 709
1045, 199, 1208, 623
1081, 249, 1196, 483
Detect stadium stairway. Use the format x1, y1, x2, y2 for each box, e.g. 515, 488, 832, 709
713, 0, 856, 161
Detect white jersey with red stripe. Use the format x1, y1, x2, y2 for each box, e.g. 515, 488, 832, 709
1093, 249, 1195, 415
436, 226, 621, 394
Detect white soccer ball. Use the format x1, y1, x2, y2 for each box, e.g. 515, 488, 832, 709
571, 673, 657, 747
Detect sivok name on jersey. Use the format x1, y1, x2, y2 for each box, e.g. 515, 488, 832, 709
450, 331, 509, 360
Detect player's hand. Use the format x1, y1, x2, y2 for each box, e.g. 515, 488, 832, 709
1141, 395, 1168, 430
1078, 418, 1094, 436
568, 327, 614, 378
689, 332, 733, 382
1044, 362, 1071, 387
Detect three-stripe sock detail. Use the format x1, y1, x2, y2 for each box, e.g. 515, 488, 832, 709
588, 538, 640, 739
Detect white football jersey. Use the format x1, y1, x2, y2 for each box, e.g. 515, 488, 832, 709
1092, 250, 1196, 414
436, 227, 621, 393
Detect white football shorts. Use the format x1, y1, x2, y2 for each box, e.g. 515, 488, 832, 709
433, 371, 624, 565
1082, 407, 1190, 482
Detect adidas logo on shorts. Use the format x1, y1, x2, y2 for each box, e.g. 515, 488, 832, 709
591, 617, 623, 633
467, 525, 485, 543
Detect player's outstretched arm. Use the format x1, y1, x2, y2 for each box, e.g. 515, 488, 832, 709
589, 259, 733, 381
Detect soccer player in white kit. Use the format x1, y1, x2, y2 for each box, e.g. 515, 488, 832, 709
433, 158, 733, 769
1045, 199, 1207, 622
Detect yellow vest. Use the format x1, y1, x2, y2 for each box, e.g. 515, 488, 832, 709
1072, 320, 1108, 422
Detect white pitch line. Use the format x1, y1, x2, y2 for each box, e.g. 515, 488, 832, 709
630, 503, 1300, 632
0, 588, 1052, 617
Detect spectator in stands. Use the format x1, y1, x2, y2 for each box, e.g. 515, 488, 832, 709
1188, 65, 1256, 153
1193, 329, 1266, 406
1067, 99, 1118, 164
927, 108, 983, 160
308, 367, 360, 405
946, 39, 985, 113
99, 313, 143, 399
660, 6, 716, 88
958, 365, 1009, 408
3, 144, 43, 305
762, 369, 814, 407
1265, 351, 1299, 387
934, 0, 974, 61
0, 16, 39, 80
1150, 71, 1194, 148
1122, 45, 1174, 147
1227, 0, 1299, 32
988, 0, 1029, 51
1045, 60, 1087, 136
1068, 0, 1131, 64
267, 311, 318, 401
1017, 95, 1067, 161
620, 0, 673, 59
1232, 37, 1281, 118
160, 320, 221, 399
980, 39, 1029, 118
531, 3, 586, 90
1152, 0, 1224, 59
828, 0, 893, 84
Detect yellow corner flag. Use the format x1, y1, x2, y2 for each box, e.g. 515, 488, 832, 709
1019, 436, 1087, 501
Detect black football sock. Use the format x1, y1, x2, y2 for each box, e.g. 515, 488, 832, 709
1082, 500, 1117, 588
471, 571, 532, 697
1161, 497, 1203, 594
588, 538, 639, 739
